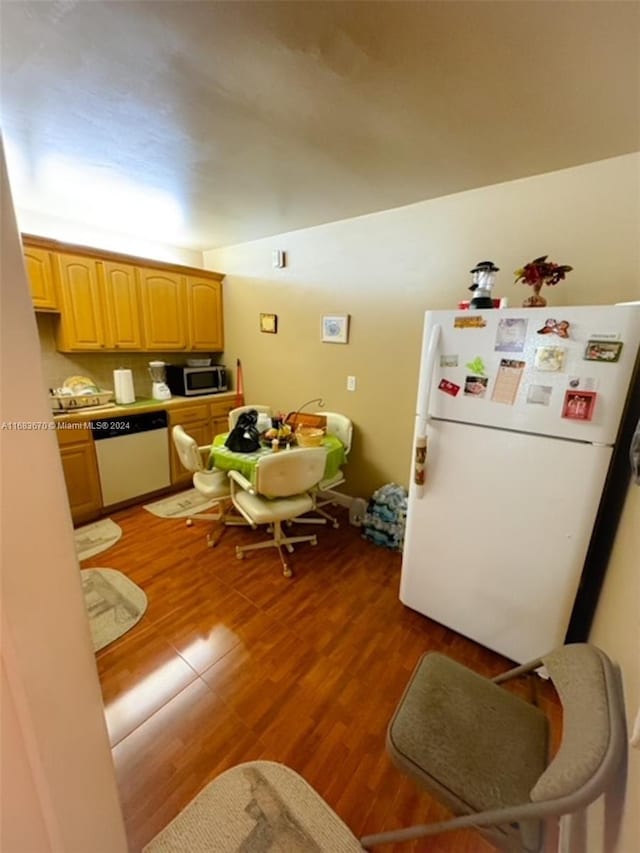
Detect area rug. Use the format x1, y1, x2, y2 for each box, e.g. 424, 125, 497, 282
81, 568, 147, 653
142, 760, 361, 852
143, 488, 219, 518
75, 518, 122, 561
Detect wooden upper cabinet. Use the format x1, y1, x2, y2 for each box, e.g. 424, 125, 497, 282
24, 245, 59, 310
186, 276, 224, 351
22, 234, 225, 352
56, 254, 106, 351
101, 261, 143, 350
139, 269, 187, 350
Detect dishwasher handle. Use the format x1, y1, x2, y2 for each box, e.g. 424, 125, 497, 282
92, 410, 168, 440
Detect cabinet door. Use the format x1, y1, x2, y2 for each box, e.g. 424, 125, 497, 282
56, 254, 106, 350
59, 442, 103, 525
24, 245, 59, 310
186, 277, 224, 351
210, 399, 236, 437
139, 269, 186, 350
101, 261, 143, 350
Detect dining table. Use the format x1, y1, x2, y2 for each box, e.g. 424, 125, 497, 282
209, 433, 346, 487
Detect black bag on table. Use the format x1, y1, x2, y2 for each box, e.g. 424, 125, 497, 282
225, 409, 261, 453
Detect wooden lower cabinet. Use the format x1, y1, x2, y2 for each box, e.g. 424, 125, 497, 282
57, 427, 103, 525
169, 398, 238, 486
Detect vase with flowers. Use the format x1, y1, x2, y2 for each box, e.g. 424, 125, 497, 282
514, 255, 573, 307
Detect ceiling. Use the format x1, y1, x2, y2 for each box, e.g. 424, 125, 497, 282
2, 1, 639, 251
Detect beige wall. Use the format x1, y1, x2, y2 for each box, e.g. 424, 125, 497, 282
1, 145, 128, 851
204, 153, 640, 499
587, 484, 640, 852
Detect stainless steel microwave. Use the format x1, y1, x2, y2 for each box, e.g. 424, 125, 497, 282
165, 364, 227, 396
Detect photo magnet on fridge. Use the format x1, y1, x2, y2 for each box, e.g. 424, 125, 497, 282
463, 376, 488, 397
584, 340, 623, 362
562, 390, 597, 421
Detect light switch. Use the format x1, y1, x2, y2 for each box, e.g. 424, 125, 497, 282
347, 375, 357, 391
272, 250, 286, 269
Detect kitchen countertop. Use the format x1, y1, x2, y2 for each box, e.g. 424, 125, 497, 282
52, 391, 238, 422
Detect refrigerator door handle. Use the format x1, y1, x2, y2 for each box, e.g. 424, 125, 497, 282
414, 323, 441, 498
416, 323, 442, 437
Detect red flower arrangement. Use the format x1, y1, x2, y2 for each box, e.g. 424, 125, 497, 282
514, 255, 573, 287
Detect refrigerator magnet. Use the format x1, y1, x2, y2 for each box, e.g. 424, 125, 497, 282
438, 378, 461, 397
562, 390, 597, 421
568, 376, 597, 391
454, 315, 486, 328
584, 340, 623, 362
440, 354, 459, 368
495, 318, 527, 352
526, 385, 553, 406
537, 318, 570, 338
491, 359, 526, 405
464, 376, 488, 398
465, 356, 486, 375
534, 346, 566, 372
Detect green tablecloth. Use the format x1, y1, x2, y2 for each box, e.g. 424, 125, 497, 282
210, 433, 345, 487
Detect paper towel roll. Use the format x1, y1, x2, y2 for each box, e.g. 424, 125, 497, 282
113, 369, 135, 404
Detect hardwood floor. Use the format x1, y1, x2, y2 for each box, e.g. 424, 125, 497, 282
82, 501, 561, 852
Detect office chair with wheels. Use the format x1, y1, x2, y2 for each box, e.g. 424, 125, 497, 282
229, 446, 327, 577
171, 425, 242, 546
360, 643, 626, 852
302, 412, 353, 527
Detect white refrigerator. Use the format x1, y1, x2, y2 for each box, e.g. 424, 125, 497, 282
400, 304, 640, 663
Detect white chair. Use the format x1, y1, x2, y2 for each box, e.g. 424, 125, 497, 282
227, 405, 272, 431
171, 425, 239, 547
304, 412, 353, 528
229, 447, 327, 577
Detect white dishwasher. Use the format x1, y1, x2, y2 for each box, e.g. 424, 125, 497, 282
92, 410, 171, 506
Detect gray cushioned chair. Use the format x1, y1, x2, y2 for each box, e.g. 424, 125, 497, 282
361, 644, 626, 852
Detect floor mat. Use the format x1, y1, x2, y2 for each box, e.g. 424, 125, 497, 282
81, 568, 147, 653
143, 488, 220, 518
75, 518, 122, 561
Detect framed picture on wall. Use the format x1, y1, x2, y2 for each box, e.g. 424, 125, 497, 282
321, 314, 350, 344
260, 313, 278, 333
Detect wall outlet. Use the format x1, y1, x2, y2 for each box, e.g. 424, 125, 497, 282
347, 375, 357, 391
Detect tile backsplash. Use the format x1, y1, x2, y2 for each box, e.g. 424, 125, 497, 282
37, 314, 228, 398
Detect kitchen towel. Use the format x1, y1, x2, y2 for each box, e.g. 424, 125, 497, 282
113, 368, 135, 404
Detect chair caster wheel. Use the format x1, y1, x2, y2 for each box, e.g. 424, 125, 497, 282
311, 536, 318, 546
283, 565, 293, 578
236, 551, 244, 560
186, 519, 193, 527
331, 520, 340, 529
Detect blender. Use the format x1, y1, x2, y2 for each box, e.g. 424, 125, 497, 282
148, 361, 172, 401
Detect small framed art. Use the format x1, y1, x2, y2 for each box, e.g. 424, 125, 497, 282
321, 314, 350, 344
260, 313, 278, 334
